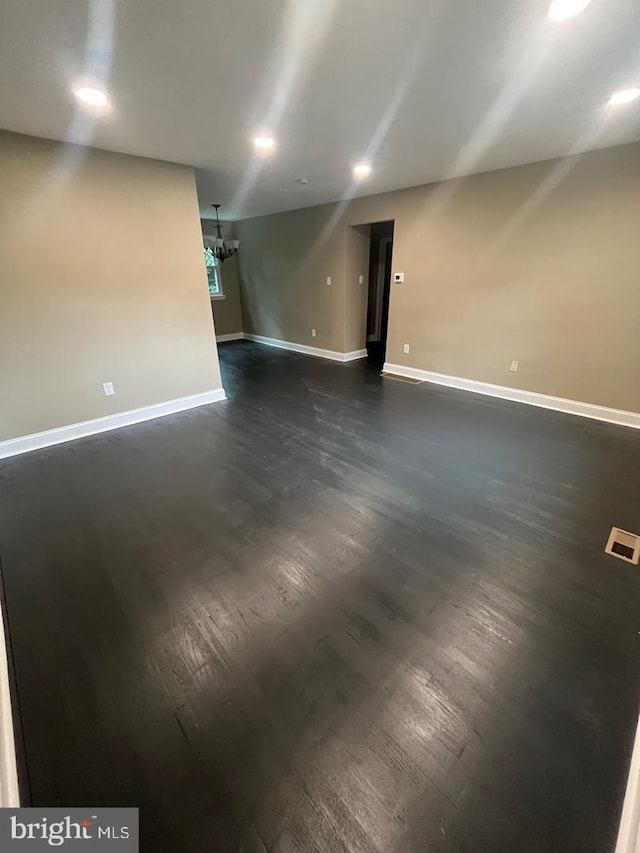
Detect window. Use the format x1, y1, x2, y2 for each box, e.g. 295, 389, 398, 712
204, 246, 224, 299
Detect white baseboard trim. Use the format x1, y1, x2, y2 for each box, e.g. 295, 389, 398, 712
216, 333, 244, 343
382, 363, 640, 430
343, 349, 368, 362
616, 715, 640, 853
0, 389, 227, 460
245, 334, 366, 363
0, 603, 19, 807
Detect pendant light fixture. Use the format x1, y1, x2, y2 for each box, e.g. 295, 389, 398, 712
206, 204, 240, 262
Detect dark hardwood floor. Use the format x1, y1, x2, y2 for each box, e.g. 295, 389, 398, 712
1, 341, 639, 852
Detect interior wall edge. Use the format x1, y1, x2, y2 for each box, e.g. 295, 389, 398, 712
615, 714, 640, 853
0, 602, 19, 807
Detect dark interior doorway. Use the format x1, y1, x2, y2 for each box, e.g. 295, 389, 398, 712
365, 221, 394, 369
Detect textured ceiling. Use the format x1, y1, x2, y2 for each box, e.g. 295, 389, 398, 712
1, 0, 639, 220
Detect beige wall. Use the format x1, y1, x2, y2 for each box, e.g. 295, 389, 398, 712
237, 204, 347, 352
200, 219, 244, 337
0, 131, 222, 442
237, 142, 640, 412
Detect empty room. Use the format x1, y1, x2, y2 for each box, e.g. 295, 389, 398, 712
1, 1, 640, 851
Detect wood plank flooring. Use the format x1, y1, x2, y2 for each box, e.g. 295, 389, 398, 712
1, 341, 639, 852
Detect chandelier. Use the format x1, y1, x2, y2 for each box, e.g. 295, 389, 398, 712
206, 204, 240, 263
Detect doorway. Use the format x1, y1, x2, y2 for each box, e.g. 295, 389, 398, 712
365, 221, 394, 369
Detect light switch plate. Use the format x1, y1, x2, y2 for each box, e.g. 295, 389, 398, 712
103, 382, 115, 396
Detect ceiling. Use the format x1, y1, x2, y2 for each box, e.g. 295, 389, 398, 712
1, 0, 639, 220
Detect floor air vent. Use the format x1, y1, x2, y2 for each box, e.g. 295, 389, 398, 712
605, 528, 640, 565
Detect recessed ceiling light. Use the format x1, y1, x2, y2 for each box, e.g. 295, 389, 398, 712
547, 0, 592, 20
608, 88, 640, 106
253, 136, 275, 149
73, 86, 109, 107
353, 163, 372, 179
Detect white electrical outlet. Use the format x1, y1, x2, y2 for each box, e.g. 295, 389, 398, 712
510, 360, 519, 372
103, 381, 115, 396
403, 344, 410, 354
358, 274, 364, 285
326, 275, 332, 286
394, 272, 405, 283
311, 328, 317, 338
